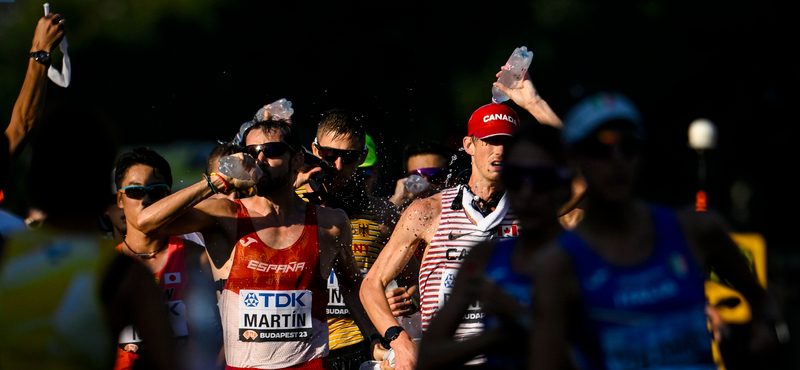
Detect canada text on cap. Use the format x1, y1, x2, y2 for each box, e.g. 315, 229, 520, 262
468, 104, 520, 139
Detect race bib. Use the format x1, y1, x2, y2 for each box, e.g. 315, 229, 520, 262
438, 267, 483, 324
118, 325, 143, 352
327, 270, 350, 318
118, 300, 188, 352
165, 300, 188, 338
599, 306, 713, 370
238, 289, 313, 342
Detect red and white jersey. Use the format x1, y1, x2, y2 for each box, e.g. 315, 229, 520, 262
220, 201, 328, 369
114, 236, 190, 370
419, 186, 520, 339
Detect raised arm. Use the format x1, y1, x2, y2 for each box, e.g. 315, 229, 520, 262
360, 197, 439, 370
136, 161, 256, 246
4, 14, 66, 164
492, 69, 562, 128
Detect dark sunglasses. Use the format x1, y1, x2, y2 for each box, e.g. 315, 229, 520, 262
244, 142, 295, 159
119, 184, 171, 200
573, 130, 641, 158
407, 167, 448, 184
501, 166, 570, 192
313, 138, 367, 164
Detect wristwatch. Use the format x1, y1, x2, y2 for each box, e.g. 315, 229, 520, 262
29, 51, 51, 67
383, 326, 404, 348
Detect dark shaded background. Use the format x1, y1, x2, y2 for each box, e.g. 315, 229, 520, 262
2, 0, 798, 366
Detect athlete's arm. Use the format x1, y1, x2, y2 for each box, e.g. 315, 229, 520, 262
388, 255, 420, 317
136, 178, 239, 241
492, 69, 562, 128
678, 209, 783, 354
529, 246, 579, 370
417, 241, 504, 370
4, 14, 65, 169
181, 241, 223, 368
360, 196, 440, 370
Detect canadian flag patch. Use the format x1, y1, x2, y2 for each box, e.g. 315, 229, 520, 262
499, 225, 518, 237
164, 272, 181, 284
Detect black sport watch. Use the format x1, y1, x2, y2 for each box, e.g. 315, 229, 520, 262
29, 51, 52, 67
383, 326, 404, 348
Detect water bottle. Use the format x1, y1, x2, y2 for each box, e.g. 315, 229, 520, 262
405, 174, 430, 195
491, 46, 534, 104
218, 155, 263, 182
255, 98, 294, 121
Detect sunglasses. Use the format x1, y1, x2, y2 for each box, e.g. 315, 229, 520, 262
244, 142, 295, 159
407, 167, 448, 184
119, 184, 171, 200
501, 166, 569, 192
573, 130, 641, 158
313, 138, 367, 164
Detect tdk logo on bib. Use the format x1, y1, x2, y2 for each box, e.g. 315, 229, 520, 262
244, 293, 259, 307
243, 292, 307, 308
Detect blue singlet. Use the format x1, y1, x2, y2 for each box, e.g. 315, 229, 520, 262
558, 204, 715, 370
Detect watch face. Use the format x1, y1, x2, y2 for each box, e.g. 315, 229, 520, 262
31, 51, 51, 64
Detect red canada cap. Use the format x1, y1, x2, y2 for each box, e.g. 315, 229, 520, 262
468, 104, 520, 139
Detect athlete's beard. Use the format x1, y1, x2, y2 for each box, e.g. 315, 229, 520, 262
256, 169, 291, 196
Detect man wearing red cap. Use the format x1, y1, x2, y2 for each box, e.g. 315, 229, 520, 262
361, 103, 529, 370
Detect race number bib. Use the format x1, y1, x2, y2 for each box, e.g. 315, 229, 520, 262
327, 270, 350, 318
438, 268, 483, 324
238, 289, 313, 342
118, 300, 188, 352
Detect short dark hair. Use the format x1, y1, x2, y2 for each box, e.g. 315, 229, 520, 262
114, 147, 173, 189
243, 118, 302, 153
206, 142, 238, 175
503, 124, 566, 166
316, 109, 366, 147
402, 142, 454, 172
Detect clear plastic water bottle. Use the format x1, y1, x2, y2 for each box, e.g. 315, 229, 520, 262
255, 98, 294, 121
405, 174, 430, 195
218, 155, 263, 181
491, 46, 534, 104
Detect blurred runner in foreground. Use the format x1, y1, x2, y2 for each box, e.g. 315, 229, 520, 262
529, 92, 782, 370
0, 105, 176, 370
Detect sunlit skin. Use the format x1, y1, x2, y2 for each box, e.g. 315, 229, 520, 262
118, 164, 172, 271
463, 135, 506, 200
312, 132, 365, 193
